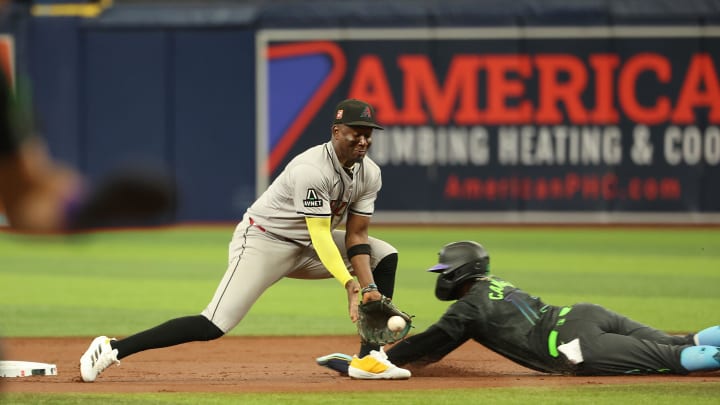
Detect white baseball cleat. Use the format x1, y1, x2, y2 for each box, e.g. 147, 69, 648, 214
348, 347, 411, 380
79, 336, 120, 382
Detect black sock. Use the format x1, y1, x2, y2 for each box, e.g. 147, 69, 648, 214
359, 341, 380, 357
373, 253, 398, 298
110, 315, 223, 360
357, 253, 399, 357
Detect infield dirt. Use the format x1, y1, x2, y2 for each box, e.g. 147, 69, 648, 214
2, 336, 719, 393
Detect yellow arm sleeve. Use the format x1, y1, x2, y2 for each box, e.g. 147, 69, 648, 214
306, 216, 354, 287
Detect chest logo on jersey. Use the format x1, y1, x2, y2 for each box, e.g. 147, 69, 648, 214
303, 188, 323, 208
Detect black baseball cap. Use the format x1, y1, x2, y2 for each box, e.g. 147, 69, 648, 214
332, 99, 384, 130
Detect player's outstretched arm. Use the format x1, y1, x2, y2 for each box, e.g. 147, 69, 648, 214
387, 325, 466, 366
306, 216, 360, 321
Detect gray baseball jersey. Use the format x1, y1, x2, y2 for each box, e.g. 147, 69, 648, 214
201, 141, 395, 333
247, 141, 380, 242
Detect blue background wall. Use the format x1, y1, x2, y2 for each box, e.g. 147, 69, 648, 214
27, 3, 258, 221
3, 0, 719, 223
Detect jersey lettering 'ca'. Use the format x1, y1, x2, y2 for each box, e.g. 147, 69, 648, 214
246, 142, 382, 243
483, 276, 548, 327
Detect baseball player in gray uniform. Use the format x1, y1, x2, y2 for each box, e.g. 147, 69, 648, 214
80, 98, 410, 381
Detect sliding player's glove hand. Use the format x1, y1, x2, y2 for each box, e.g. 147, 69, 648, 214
357, 296, 413, 345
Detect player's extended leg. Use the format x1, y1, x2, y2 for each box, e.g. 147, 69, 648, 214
80, 218, 299, 382
111, 315, 223, 361
595, 308, 720, 371
560, 304, 694, 375
576, 303, 694, 345
577, 330, 691, 374
602, 311, 720, 371
117, 222, 293, 355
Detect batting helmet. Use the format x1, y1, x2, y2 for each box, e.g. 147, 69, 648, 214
427, 241, 490, 301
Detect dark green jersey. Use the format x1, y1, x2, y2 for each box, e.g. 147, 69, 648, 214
434, 275, 570, 373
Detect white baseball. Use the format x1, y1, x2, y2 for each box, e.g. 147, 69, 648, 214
387, 315, 407, 332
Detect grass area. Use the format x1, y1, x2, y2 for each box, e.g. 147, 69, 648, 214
0, 226, 718, 336
0, 226, 720, 336
0, 225, 718, 402
2, 383, 720, 404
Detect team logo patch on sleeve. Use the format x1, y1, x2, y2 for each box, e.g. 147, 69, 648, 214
303, 188, 323, 208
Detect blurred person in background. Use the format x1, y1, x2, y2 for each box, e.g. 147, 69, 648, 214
0, 1, 175, 232
0, 70, 85, 231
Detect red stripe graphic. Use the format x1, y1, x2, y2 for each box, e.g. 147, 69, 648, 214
267, 41, 346, 175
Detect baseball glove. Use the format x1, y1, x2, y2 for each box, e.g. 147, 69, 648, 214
357, 296, 413, 345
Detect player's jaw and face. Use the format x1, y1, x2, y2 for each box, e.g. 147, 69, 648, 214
332, 124, 373, 167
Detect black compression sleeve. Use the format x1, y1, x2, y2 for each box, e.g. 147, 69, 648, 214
386, 325, 466, 366
111, 315, 223, 360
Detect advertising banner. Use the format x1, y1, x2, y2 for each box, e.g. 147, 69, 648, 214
257, 27, 720, 218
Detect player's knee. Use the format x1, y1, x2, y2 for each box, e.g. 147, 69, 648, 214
376, 252, 398, 273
